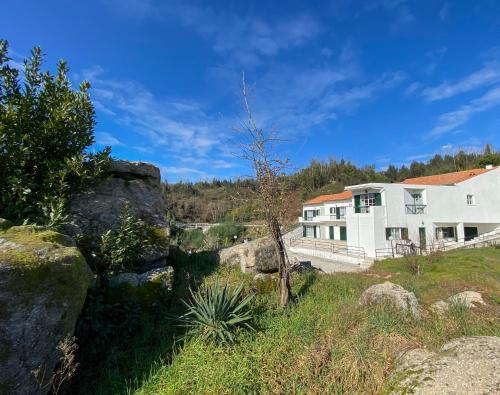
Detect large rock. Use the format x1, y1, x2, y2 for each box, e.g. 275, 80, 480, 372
109, 266, 174, 291
66, 159, 169, 237
393, 336, 500, 394
0, 224, 93, 394
430, 291, 485, 314
218, 237, 280, 273
359, 281, 419, 317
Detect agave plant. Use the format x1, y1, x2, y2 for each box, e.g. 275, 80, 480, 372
180, 282, 254, 344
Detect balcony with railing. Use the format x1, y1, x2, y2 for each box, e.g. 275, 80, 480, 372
405, 204, 427, 214
354, 205, 372, 214
299, 213, 346, 223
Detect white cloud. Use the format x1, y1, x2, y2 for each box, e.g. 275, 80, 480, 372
83, 66, 231, 159
357, 0, 415, 27
429, 85, 500, 136
404, 81, 422, 95
439, 3, 450, 21
422, 62, 500, 101
158, 165, 213, 182
102, 1, 321, 67
95, 131, 122, 146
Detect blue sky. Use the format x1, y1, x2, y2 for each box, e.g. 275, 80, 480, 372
3, 1, 500, 182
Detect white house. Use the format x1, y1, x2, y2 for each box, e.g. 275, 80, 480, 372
299, 166, 500, 258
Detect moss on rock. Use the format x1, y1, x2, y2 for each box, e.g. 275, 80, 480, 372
0, 218, 13, 231
0, 225, 93, 394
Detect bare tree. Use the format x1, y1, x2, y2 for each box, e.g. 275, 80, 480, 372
236, 73, 292, 307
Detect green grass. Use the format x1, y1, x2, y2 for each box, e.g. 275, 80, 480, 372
71, 247, 500, 395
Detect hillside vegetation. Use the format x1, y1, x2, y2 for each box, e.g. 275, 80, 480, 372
71, 247, 500, 394
165, 147, 500, 223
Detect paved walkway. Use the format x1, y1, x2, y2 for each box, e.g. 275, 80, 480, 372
286, 250, 366, 274
282, 226, 369, 274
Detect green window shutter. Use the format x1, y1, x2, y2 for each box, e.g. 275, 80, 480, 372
329, 226, 334, 239
386, 228, 391, 240
313, 226, 317, 238
402, 228, 409, 240
354, 195, 361, 213
374, 193, 382, 206
303, 226, 306, 237
336, 207, 340, 219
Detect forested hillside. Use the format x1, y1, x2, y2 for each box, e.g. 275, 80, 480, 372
165, 145, 500, 223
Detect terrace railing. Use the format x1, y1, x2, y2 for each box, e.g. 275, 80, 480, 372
289, 238, 366, 258
405, 204, 427, 214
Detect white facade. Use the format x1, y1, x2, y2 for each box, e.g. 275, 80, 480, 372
299, 167, 500, 258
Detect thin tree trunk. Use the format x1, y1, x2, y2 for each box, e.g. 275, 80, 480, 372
269, 218, 291, 307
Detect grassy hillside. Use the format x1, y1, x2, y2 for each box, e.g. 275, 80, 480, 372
72, 247, 500, 394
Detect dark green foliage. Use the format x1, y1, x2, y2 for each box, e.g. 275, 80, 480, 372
180, 282, 254, 344
99, 204, 169, 275
207, 222, 244, 246
74, 288, 142, 361
0, 40, 110, 224
179, 228, 205, 250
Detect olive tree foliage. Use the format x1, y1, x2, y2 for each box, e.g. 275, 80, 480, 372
0, 40, 110, 224
236, 74, 293, 307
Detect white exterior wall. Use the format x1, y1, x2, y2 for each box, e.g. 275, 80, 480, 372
301, 200, 351, 240
302, 167, 500, 257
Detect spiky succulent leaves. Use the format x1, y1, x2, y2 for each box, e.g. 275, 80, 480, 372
180, 282, 254, 344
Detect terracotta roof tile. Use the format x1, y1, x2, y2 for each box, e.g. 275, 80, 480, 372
401, 167, 495, 186
304, 190, 352, 205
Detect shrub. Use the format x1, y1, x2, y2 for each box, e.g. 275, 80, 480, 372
180, 282, 254, 344
0, 40, 110, 224
99, 204, 169, 275
179, 229, 205, 250
207, 222, 244, 247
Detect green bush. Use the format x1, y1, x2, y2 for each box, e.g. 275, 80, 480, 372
99, 204, 169, 275
207, 222, 244, 247
179, 228, 205, 250
0, 40, 110, 224
180, 282, 254, 344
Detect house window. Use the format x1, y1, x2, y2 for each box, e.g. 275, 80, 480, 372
466, 194, 475, 205
330, 207, 336, 214
385, 227, 409, 240
355, 192, 381, 213
361, 193, 376, 207
412, 193, 423, 204
436, 227, 455, 240
304, 210, 316, 220
304, 225, 315, 238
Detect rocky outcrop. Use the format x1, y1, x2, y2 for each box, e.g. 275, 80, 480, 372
0, 223, 93, 394
359, 282, 419, 317
430, 291, 485, 314
393, 336, 500, 394
66, 159, 169, 236
217, 237, 279, 273
109, 266, 174, 291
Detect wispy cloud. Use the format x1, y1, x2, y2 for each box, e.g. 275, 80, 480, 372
102, 1, 321, 67
95, 131, 122, 146
439, 3, 450, 21
357, 0, 415, 28
429, 85, 500, 136
81, 66, 230, 159
422, 61, 500, 101
157, 165, 214, 181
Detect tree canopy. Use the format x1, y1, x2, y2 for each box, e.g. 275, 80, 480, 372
0, 40, 110, 224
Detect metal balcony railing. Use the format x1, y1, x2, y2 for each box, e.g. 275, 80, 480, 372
405, 204, 426, 214
354, 205, 371, 214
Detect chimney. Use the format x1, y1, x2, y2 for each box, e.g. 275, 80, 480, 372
485, 164, 494, 170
